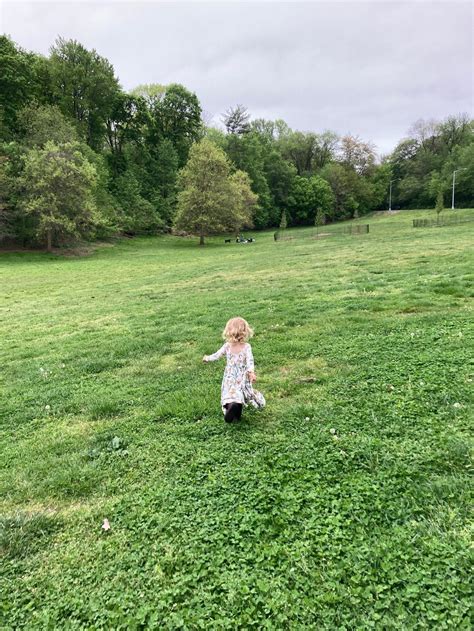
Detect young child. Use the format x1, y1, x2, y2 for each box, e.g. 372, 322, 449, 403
203, 317, 266, 422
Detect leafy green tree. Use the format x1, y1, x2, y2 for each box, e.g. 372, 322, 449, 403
49, 38, 120, 150
148, 83, 202, 166
18, 141, 98, 251
121, 138, 179, 227
389, 114, 473, 209
448, 143, 474, 208
225, 132, 272, 228
250, 118, 281, 141
310, 176, 334, 218
277, 129, 337, 175
251, 118, 291, 143
438, 114, 472, 154
174, 139, 253, 245
313, 131, 339, 169
0, 141, 35, 245
370, 162, 392, 210
113, 171, 162, 235
203, 126, 227, 148
320, 163, 379, 219
148, 139, 180, 225
287, 176, 312, 224
15, 105, 120, 239
17, 104, 78, 147
0, 150, 16, 242
287, 175, 334, 225
228, 170, 258, 233
262, 149, 297, 226
279, 131, 318, 176
0, 36, 48, 139
105, 94, 148, 171
130, 83, 166, 108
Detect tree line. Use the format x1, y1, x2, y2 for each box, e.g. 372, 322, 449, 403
1, 35, 472, 249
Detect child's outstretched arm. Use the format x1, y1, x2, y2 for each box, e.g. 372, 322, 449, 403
203, 343, 227, 363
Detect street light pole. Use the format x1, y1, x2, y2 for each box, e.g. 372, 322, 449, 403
451, 169, 465, 209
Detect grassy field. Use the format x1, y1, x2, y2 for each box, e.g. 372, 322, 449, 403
1, 209, 473, 629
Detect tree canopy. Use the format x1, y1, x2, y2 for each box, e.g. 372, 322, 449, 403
174, 139, 255, 244
1, 33, 472, 250
18, 141, 98, 251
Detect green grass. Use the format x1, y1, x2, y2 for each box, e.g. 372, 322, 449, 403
1, 209, 473, 629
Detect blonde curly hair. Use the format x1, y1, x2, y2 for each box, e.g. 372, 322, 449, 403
223, 317, 254, 343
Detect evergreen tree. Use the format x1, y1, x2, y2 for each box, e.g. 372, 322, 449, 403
222, 105, 251, 135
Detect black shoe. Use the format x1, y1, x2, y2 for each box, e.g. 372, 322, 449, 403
224, 403, 243, 423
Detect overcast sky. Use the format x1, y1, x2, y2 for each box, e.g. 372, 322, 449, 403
2, 1, 473, 155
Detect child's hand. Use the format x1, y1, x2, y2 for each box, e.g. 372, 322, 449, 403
202, 355, 209, 363
248, 371, 257, 383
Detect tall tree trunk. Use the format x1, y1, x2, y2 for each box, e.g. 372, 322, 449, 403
199, 233, 205, 246
46, 229, 52, 253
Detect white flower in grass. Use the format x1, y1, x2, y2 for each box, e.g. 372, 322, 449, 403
45, 405, 50, 411
453, 402, 462, 409
61, 363, 66, 368
305, 417, 310, 421
330, 428, 337, 434
102, 518, 111, 532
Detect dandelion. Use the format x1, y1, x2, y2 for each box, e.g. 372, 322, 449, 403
305, 417, 310, 421
45, 404, 50, 411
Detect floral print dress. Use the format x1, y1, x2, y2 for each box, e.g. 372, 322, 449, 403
206, 343, 266, 412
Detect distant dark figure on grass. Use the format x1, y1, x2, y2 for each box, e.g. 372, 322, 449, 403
203, 317, 265, 422
235, 234, 255, 243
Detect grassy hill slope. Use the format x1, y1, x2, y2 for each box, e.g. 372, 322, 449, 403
1, 209, 472, 628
